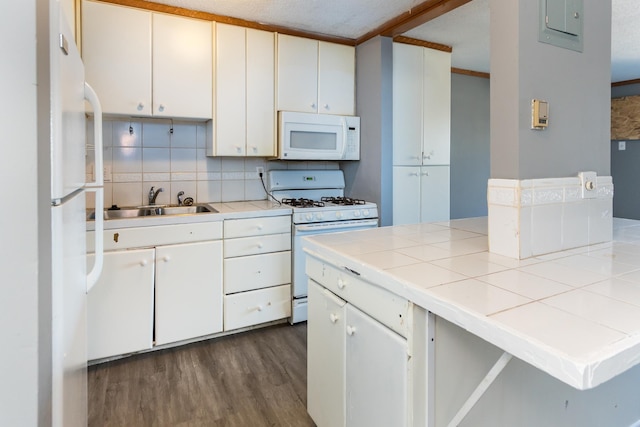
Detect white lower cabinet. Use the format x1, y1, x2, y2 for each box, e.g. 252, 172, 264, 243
223, 216, 292, 330
87, 222, 223, 360
155, 240, 223, 346
307, 280, 409, 427
87, 249, 155, 360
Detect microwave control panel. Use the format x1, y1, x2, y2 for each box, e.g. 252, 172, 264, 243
344, 116, 360, 160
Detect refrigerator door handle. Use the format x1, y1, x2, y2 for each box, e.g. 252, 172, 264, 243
84, 82, 103, 291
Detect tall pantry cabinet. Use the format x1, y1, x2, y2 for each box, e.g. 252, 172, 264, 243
392, 42, 451, 225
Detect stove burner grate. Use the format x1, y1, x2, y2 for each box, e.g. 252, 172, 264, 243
281, 198, 326, 208
321, 196, 366, 206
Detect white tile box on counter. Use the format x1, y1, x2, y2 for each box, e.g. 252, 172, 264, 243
488, 175, 613, 259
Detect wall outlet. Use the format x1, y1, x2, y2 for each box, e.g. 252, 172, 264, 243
103, 165, 112, 182
619, 141, 626, 151
578, 171, 597, 199
256, 166, 264, 177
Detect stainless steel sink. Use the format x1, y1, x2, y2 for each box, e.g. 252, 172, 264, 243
88, 204, 218, 220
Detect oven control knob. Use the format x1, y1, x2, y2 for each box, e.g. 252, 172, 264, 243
354, 210, 361, 217
363, 209, 370, 217
336, 211, 343, 219
305, 213, 313, 221
315, 213, 324, 220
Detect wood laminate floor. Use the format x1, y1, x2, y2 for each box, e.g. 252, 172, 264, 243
88, 323, 316, 427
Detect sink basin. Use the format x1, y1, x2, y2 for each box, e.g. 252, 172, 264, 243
88, 204, 218, 220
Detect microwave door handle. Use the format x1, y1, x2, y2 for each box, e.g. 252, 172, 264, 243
341, 117, 348, 158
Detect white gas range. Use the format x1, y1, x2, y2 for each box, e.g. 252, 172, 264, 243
267, 170, 379, 323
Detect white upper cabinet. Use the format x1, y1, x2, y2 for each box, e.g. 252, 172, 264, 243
277, 34, 355, 115
393, 42, 451, 166
152, 13, 212, 119
82, 1, 152, 116
318, 41, 356, 115
212, 23, 275, 157
82, 1, 212, 120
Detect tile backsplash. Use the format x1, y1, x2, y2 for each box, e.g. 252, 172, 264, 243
488, 175, 614, 259
85, 118, 338, 208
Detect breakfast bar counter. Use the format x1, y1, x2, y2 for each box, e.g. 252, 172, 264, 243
303, 217, 640, 426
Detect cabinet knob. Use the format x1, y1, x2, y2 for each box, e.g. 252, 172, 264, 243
257, 243, 264, 249
137, 102, 144, 111
158, 104, 165, 112
329, 313, 339, 323
163, 255, 170, 262
236, 145, 242, 153
323, 104, 329, 110
139, 259, 148, 267
251, 146, 258, 153
311, 103, 316, 109
337, 278, 346, 289
257, 224, 263, 231
346, 325, 356, 336
256, 305, 263, 312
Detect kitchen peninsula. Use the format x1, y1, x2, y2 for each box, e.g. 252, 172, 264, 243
304, 217, 640, 427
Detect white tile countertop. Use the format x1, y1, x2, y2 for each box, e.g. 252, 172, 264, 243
302, 217, 640, 390
86, 200, 291, 230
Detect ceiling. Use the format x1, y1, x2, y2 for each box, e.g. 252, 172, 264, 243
142, 0, 638, 83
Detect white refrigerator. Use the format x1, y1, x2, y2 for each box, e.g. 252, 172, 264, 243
50, 4, 104, 426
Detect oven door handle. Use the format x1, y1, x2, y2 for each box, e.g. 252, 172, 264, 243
296, 219, 378, 233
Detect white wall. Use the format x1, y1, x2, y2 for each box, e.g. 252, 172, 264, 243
490, 0, 612, 179
0, 1, 44, 425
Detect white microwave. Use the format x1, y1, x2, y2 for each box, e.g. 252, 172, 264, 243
277, 111, 360, 160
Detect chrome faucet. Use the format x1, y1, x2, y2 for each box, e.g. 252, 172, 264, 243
148, 186, 163, 205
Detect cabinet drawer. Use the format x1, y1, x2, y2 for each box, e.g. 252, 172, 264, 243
88, 221, 223, 251
224, 215, 290, 238
306, 257, 409, 337
224, 251, 291, 294
224, 233, 291, 258
224, 284, 291, 331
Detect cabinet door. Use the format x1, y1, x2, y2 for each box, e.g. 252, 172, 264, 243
153, 13, 212, 119
422, 48, 451, 165
155, 240, 223, 346
318, 42, 355, 115
246, 28, 276, 156
307, 280, 346, 427
393, 166, 421, 225
277, 34, 318, 113
345, 304, 408, 427
82, 0, 152, 116
421, 165, 450, 223
393, 43, 423, 166
87, 249, 155, 360
215, 23, 246, 156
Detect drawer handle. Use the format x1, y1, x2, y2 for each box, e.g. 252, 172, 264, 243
256, 305, 263, 312
257, 243, 264, 249
140, 259, 148, 267
337, 279, 346, 290
329, 313, 339, 323
346, 325, 356, 336
257, 224, 263, 231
